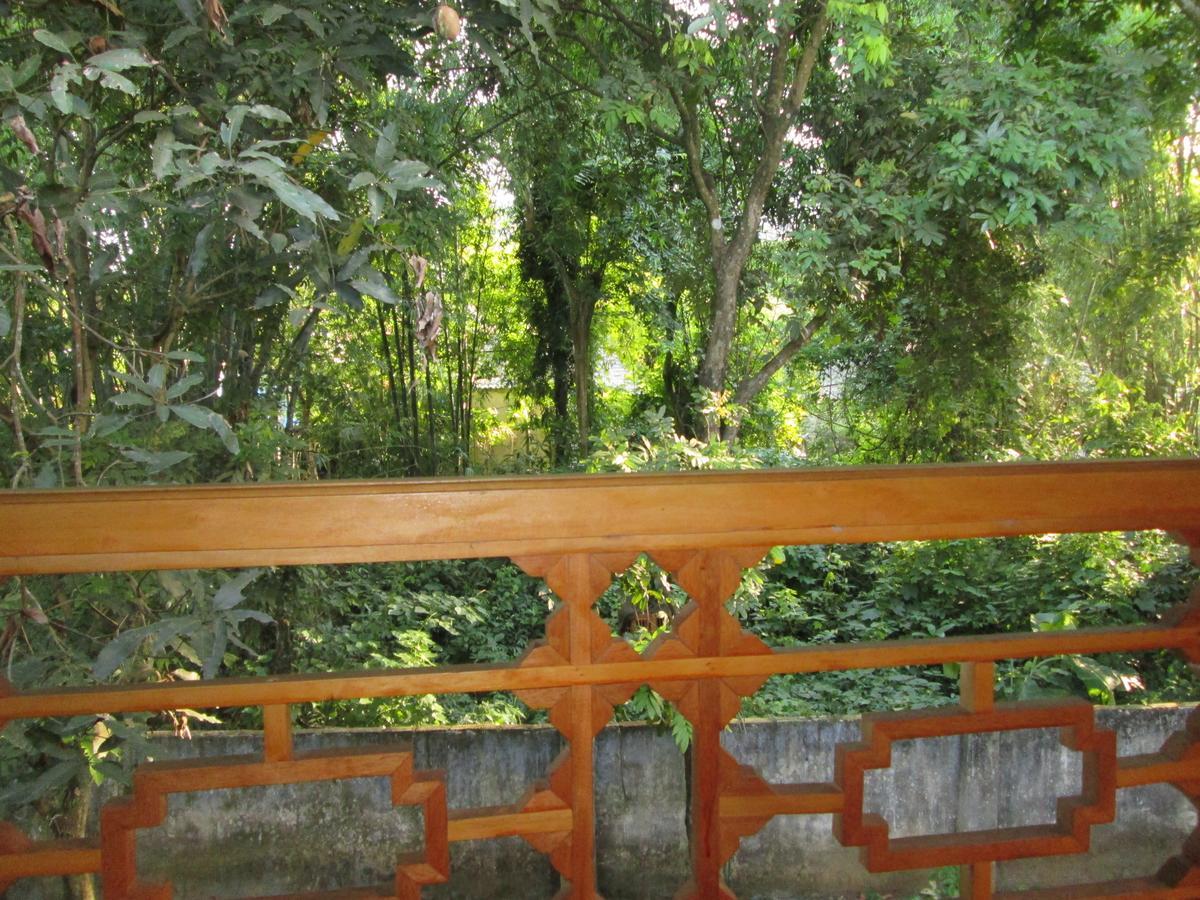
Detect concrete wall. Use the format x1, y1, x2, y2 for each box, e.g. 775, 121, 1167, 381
13, 706, 1196, 898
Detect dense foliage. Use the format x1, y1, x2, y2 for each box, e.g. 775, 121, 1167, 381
0, 1, 1198, 894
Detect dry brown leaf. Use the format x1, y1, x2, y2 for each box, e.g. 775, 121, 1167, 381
20, 604, 49, 625
407, 254, 429, 290
5, 115, 39, 156
416, 290, 443, 361
89, 0, 124, 16
16, 203, 55, 273
53, 215, 66, 261
202, 0, 229, 36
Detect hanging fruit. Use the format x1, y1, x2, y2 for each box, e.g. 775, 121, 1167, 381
433, 4, 461, 40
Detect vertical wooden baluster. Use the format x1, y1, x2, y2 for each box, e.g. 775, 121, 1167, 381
681, 550, 743, 899
514, 551, 641, 898
263, 704, 293, 763
563, 555, 598, 899
960, 662, 994, 898
693, 612, 724, 894
959, 662, 995, 714
960, 860, 993, 899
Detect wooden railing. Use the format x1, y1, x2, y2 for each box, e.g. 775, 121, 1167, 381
1, 459, 1199, 898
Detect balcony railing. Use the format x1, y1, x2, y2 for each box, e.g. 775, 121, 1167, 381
1, 459, 1199, 898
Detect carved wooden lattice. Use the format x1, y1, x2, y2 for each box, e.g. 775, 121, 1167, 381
1, 461, 1199, 898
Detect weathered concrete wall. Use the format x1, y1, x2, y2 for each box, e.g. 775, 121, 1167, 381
12, 706, 1195, 898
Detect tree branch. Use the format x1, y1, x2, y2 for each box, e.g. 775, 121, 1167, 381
727, 2, 830, 271
667, 82, 727, 260
732, 310, 829, 407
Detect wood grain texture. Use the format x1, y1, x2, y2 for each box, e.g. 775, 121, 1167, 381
0, 823, 99, 890
98, 748, 448, 900
2, 622, 1195, 723
2, 460, 1198, 575
512, 553, 642, 899
262, 703, 293, 762
1, 461, 1198, 897
959, 661, 995, 713
833, 700, 1117, 872
961, 862, 993, 899
447, 808, 574, 843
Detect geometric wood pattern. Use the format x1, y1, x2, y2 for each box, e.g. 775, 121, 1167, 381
98, 742, 448, 899
511, 552, 645, 898
0, 461, 1198, 898
644, 547, 773, 899
833, 699, 1117, 872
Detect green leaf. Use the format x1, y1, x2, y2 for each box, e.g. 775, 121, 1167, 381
0, 759, 83, 809
374, 123, 397, 171
249, 104, 291, 123
348, 171, 376, 191
187, 223, 213, 277
88, 48, 153, 71
168, 403, 212, 428
239, 157, 285, 179
293, 8, 325, 36
151, 129, 175, 179
98, 70, 138, 94
350, 270, 401, 306
120, 448, 192, 474
385, 159, 439, 191
165, 350, 205, 363
259, 3, 290, 25
147, 363, 167, 391
264, 175, 340, 222
93, 620, 181, 680
50, 67, 76, 114
367, 185, 385, 223
33, 29, 74, 56
165, 373, 205, 400
209, 411, 240, 454
212, 569, 263, 611
110, 392, 154, 407
202, 617, 229, 679
224, 105, 249, 149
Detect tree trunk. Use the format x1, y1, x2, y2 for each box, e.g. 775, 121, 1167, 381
375, 301, 402, 424
424, 358, 436, 475
695, 263, 742, 442
63, 778, 97, 900
568, 284, 595, 458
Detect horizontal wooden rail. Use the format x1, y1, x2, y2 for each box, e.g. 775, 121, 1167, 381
1, 621, 1196, 722
1, 459, 1198, 575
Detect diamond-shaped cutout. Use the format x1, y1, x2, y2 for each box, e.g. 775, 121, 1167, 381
643, 549, 773, 730
834, 699, 1116, 872
99, 748, 448, 899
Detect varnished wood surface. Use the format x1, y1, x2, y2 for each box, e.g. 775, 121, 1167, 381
1, 459, 1198, 575
2, 461, 1199, 897
2, 621, 1194, 721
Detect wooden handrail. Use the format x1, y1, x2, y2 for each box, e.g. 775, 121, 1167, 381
1, 459, 1199, 899
1, 459, 1198, 575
